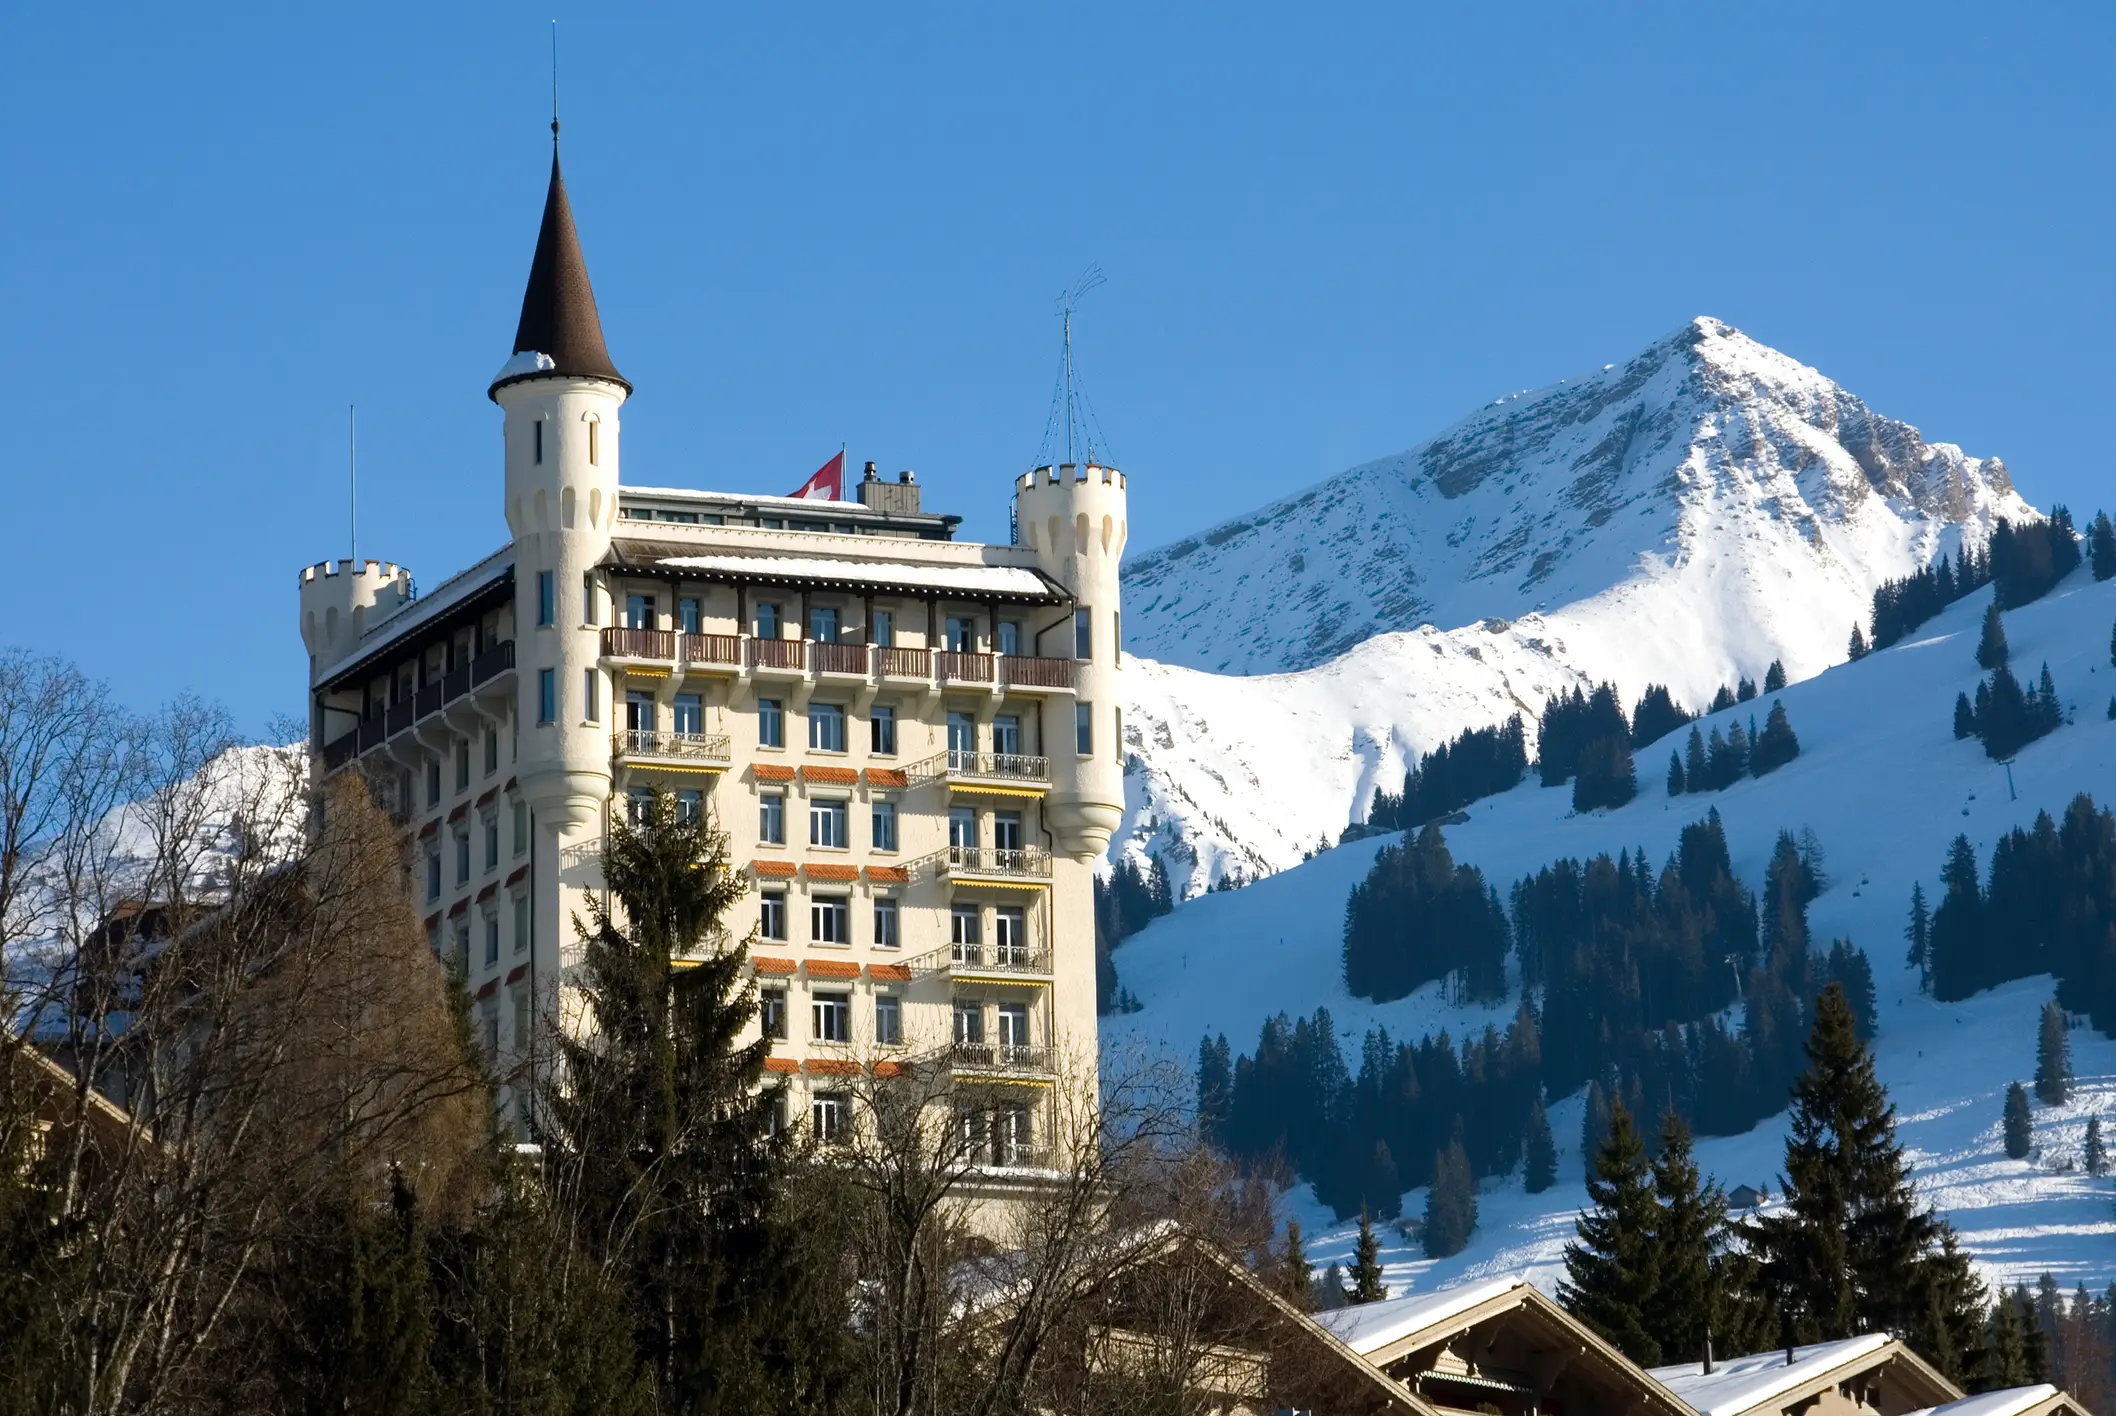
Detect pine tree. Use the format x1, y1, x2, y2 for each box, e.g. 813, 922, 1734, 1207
2087, 1117, 2110, 1178
1667, 749, 1686, 797
1765, 659, 1788, 692
1737, 676, 1758, 703
1751, 700, 1801, 776
1423, 1141, 1478, 1259
1524, 1097, 1559, 1194
1581, 1080, 1612, 1170
1198, 1032, 1234, 1143
2018, 1285, 2053, 1384
1351, 1207, 1388, 1303
1280, 1220, 1313, 1306
1849, 624, 1869, 660
1955, 691, 1978, 740
1317, 1263, 1348, 1311
1643, 1111, 1728, 1369
1752, 984, 1961, 1357
2091, 511, 2116, 582
1906, 883, 1932, 992
1560, 1100, 1662, 1364
1822, 941, 1878, 1043
2035, 1002, 2072, 1106
1684, 727, 1709, 792
1978, 602, 2010, 670
2004, 1082, 2034, 1160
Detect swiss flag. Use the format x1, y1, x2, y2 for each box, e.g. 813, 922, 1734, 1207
786, 451, 845, 502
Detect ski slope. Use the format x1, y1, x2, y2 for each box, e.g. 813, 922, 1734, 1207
1103, 569, 2116, 1298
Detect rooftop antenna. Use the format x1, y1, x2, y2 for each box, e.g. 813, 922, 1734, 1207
348, 404, 358, 566
1059, 265, 1104, 464
550, 20, 560, 143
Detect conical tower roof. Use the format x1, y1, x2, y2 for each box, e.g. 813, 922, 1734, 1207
489, 146, 628, 398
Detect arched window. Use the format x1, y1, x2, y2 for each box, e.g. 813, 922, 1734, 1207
585, 414, 601, 467
533, 419, 544, 465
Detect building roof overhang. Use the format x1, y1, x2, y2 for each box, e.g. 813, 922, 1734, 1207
603, 540, 1070, 606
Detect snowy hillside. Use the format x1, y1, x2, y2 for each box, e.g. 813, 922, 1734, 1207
1117, 318, 2037, 891
1104, 567, 2116, 1296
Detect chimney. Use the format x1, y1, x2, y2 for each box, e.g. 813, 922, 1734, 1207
1702, 1327, 1714, 1375
856, 465, 922, 516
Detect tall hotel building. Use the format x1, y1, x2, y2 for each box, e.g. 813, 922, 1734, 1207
297, 141, 1124, 1161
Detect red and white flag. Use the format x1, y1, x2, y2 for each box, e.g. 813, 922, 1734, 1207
786, 451, 845, 502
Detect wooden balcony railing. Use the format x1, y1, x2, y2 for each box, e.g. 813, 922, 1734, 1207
748, 637, 806, 671
680, 632, 743, 666
938, 651, 994, 684
603, 626, 676, 660
878, 646, 930, 679
1000, 654, 1074, 690
812, 642, 869, 676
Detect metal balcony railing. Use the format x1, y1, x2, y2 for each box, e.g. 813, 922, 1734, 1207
949, 1042, 1052, 1075
949, 750, 1048, 783
615, 729, 732, 763
941, 845, 1052, 879
470, 638, 516, 685
948, 942, 1052, 975
321, 641, 516, 772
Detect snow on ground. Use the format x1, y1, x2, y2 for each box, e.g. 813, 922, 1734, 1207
1104, 569, 2116, 1298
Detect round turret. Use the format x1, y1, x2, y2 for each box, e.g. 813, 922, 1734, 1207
298, 558, 413, 668
1016, 462, 1128, 858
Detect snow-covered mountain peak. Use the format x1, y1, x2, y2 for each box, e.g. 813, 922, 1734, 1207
1123, 317, 2027, 676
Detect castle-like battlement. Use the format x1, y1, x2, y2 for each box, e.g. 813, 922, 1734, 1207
1018, 462, 1126, 492
299, 557, 411, 587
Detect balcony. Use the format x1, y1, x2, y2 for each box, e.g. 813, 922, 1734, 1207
937, 845, 1052, 881
813, 642, 869, 676
748, 637, 807, 672
614, 729, 732, 767
949, 1042, 1053, 1078
999, 655, 1074, 691
603, 626, 676, 660
912, 750, 1049, 792
681, 632, 743, 668
938, 650, 993, 685
948, 943, 1054, 979
878, 646, 930, 680
321, 640, 516, 772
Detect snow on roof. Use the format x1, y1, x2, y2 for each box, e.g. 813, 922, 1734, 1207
648, 552, 1056, 599
1906, 1386, 2060, 1416
1648, 1335, 1890, 1416
1313, 1276, 1520, 1356
623, 486, 872, 513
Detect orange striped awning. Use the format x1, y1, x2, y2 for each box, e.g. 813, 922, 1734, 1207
805, 862, 860, 882
802, 764, 860, 785
752, 859, 798, 879
753, 763, 797, 782
808, 1058, 859, 1076
753, 956, 798, 975
764, 1056, 799, 1074
863, 768, 909, 789
868, 963, 912, 981
806, 959, 861, 979
864, 865, 909, 884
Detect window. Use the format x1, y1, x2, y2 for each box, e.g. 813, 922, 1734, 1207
946, 712, 975, 756
536, 569, 555, 626
587, 416, 600, 466
1075, 702, 1093, 756
997, 1002, 1029, 1050
673, 693, 702, 735
870, 705, 897, 755
453, 920, 471, 975
426, 759, 442, 807
809, 799, 848, 849
871, 609, 893, 647
626, 690, 655, 734
455, 739, 471, 791
455, 829, 471, 885
997, 620, 1021, 656
993, 715, 1021, 758
582, 573, 597, 626
513, 895, 530, 954
811, 1093, 848, 1145
809, 606, 839, 642
951, 905, 981, 962
949, 807, 977, 850
582, 669, 600, 723
1074, 608, 1092, 660
760, 890, 787, 940
953, 1001, 984, 1045
994, 1103, 1033, 1166
626, 787, 653, 826
993, 811, 1021, 853
676, 789, 703, 824
945, 616, 973, 652
1114, 705, 1123, 762
481, 1001, 499, 1055
538, 668, 556, 724
512, 989, 530, 1056
512, 799, 529, 856
873, 897, 899, 949
759, 793, 785, 846
484, 727, 499, 775
533, 419, 544, 464
812, 992, 851, 1043
761, 987, 788, 1040
996, 906, 1027, 964
678, 597, 701, 634
812, 895, 849, 944
755, 602, 780, 639
875, 994, 902, 1046
484, 910, 500, 967
758, 698, 783, 748
625, 593, 655, 629
484, 814, 499, 870
425, 846, 441, 902
871, 800, 897, 852
808, 703, 847, 753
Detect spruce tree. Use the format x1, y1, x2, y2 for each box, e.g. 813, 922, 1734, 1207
1849, 624, 1869, 660
1317, 1263, 1348, 1311
1667, 750, 1686, 797
1351, 1208, 1388, 1303
2092, 511, 2116, 582
1581, 1080, 1612, 1169
1751, 700, 1801, 776
1524, 1097, 1559, 1194
2035, 1002, 2072, 1106
1978, 602, 2010, 670
1281, 1219, 1313, 1306
1765, 659, 1788, 692
1737, 676, 1758, 703
1684, 727, 1710, 792
1423, 1141, 1478, 1259
1643, 1112, 1727, 1369
2004, 1082, 2034, 1160
1955, 691, 1978, 740
1198, 1032, 1234, 1143
1906, 883, 1932, 992
1560, 1100, 1662, 1364
2085, 1117, 2109, 1177
1751, 984, 1960, 1356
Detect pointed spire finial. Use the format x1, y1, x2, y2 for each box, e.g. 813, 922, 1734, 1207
550, 20, 560, 143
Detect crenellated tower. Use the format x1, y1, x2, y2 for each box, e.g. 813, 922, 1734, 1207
1016, 462, 1128, 858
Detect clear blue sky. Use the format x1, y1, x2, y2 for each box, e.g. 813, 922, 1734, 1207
4, 3, 2111, 734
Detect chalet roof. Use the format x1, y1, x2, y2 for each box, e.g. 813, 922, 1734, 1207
1315, 1277, 1520, 1356
1650, 1336, 1898, 1416
1908, 1386, 2070, 1416
490, 145, 627, 398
